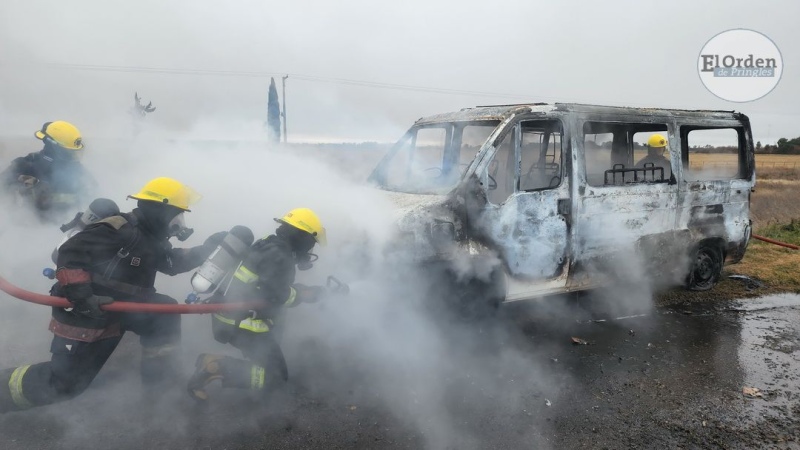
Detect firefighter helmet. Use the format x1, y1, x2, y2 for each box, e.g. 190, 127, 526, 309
647, 134, 668, 148
34, 121, 84, 150
128, 177, 200, 211
275, 208, 327, 246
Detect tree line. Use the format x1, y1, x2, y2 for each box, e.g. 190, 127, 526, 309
757, 137, 800, 154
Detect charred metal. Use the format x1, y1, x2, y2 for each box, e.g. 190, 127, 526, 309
370, 103, 756, 310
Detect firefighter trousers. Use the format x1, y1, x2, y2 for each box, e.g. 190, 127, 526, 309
0, 294, 181, 412
209, 313, 288, 392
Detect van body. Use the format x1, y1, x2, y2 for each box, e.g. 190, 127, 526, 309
369, 103, 755, 305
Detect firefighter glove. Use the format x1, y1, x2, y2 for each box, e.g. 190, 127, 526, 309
73, 295, 114, 319
17, 175, 39, 188
57, 268, 113, 319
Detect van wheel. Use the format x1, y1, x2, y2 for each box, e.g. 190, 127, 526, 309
685, 242, 723, 291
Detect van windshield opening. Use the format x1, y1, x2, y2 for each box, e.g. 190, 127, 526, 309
372, 121, 500, 194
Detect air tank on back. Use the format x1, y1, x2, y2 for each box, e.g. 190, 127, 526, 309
188, 225, 255, 300
44, 198, 120, 278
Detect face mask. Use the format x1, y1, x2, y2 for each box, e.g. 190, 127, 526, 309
295, 252, 318, 271
167, 212, 194, 241
44, 137, 83, 161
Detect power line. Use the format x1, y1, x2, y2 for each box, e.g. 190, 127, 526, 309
15, 62, 563, 101
4, 61, 799, 116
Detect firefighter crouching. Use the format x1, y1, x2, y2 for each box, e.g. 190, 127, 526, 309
0, 177, 226, 413
188, 208, 328, 401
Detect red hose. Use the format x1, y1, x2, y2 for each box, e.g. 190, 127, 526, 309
752, 234, 800, 250
0, 274, 264, 314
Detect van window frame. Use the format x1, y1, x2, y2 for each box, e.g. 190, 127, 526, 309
580, 119, 674, 187
679, 125, 749, 181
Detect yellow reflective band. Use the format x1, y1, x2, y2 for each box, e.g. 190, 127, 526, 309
233, 265, 259, 284
250, 365, 265, 390
238, 318, 270, 333
9, 365, 33, 410
213, 313, 236, 326
214, 314, 271, 333
284, 287, 298, 307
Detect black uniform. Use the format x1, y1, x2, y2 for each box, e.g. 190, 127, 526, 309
0, 207, 221, 412
207, 234, 299, 391
0, 145, 96, 221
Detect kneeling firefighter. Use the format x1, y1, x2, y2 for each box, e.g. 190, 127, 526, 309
188, 208, 327, 401
0, 177, 227, 413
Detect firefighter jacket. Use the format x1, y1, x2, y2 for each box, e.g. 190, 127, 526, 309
0, 149, 96, 214
218, 234, 298, 323
52, 208, 214, 328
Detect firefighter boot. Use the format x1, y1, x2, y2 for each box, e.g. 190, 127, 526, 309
187, 355, 268, 401
187, 353, 228, 401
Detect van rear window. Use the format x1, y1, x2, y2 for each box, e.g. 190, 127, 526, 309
681, 128, 744, 180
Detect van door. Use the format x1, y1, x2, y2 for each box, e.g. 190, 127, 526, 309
572, 119, 681, 288
471, 119, 570, 300
679, 124, 754, 264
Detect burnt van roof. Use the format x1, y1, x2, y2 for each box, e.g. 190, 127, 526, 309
414, 103, 745, 125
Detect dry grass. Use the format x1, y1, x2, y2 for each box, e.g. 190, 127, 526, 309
750, 180, 800, 226
731, 182, 800, 293
728, 242, 800, 292
692, 153, 800, 180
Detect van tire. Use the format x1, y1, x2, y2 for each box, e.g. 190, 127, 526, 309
685, 242, 723, 291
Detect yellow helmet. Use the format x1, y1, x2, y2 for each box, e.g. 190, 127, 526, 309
128, 177, 200, 211
647, 134, 668, 148
35, 121, 84, 150
275, 208, 327, 246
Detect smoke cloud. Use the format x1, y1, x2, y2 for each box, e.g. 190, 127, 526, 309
0, 116, 570, 449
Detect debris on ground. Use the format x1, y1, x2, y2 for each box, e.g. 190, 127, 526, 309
629, 329, 635, 336
728, 274, 765, 291
545, 399, 552, 407
571, 337, 589, 345
742, 387, 764, 398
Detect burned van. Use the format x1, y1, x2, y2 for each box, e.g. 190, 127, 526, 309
369, 103, 755, 312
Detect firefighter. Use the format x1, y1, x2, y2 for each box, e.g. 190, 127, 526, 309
635, 133, 672, 181
187, 208, 327, 401
0, 177, 226, 413
0, 121, 97, 221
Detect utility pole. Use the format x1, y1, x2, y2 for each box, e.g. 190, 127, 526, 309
281, 75, 288, 143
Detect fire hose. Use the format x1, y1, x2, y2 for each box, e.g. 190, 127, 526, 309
752, 234, 800, 250
0, 273, 263, 314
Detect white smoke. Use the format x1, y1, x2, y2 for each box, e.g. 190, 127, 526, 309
0, 121, 565, 449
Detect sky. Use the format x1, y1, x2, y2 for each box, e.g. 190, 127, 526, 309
0, 0, 798, 143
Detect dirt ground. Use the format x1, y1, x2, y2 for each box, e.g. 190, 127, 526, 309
1, 290, 798, 450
